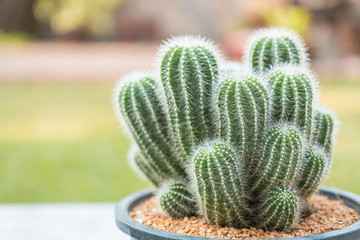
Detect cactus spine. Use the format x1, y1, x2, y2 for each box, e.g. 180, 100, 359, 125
160, 182, 197, 218
114, 28, 339, 232
216, 73, 269, 165
245, 28, 307, 73
191, 140, 249, 227
159, 36, 219, 158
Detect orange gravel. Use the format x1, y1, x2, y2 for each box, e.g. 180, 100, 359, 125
130, 194, 360, 239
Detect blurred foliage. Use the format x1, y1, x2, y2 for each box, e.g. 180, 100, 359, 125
0, 30, 33, 43
34, 0, 122, 36
264, 6, 311, 35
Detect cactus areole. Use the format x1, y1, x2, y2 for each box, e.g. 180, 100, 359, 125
113, 28, 340, 232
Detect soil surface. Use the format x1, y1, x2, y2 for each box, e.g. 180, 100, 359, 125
130, 194, 360, 239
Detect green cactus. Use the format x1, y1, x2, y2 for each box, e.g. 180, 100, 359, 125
256, 187, 300, 231
312, 108, 336, 155
129, 149, 163, 186
245, 27, 308, 73
216, 72, 269, 165
114, 28, 339, 232
159, 36, 220, 158
190, 140, 249, 227
160, 182, 197, 218
114, 72, 187, 183
251, 124, 302, 197
266, 65, 315, 138
297, 146, 328, 197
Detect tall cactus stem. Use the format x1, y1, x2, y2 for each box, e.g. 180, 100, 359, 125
266, 65, 316, 139
114, 72, 187, 182
159, 36, 220, 158
216, 73, 269, 165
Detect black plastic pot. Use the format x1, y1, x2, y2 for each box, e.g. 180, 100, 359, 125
115, 186, 360, 240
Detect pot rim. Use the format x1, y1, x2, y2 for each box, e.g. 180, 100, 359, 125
115, 186, 360, 240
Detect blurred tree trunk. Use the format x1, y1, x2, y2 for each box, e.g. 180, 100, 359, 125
0, 0, 38, 33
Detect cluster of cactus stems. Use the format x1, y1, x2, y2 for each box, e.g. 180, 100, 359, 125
113, 27, 338, 231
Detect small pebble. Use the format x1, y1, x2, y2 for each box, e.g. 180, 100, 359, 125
130, 194, 360, 239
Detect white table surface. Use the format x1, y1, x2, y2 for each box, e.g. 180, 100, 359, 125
0, 203, 130, 240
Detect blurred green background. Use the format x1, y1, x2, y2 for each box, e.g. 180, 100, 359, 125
0, 82, 149, 202
1, 79, 359, 202
1, 0, 359, 202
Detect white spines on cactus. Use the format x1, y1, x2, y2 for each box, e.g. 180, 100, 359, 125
311, 107, 338, 156
251, 124, 303, 197
256, 187, 300, 231
114, 72, 187, 184
127, 144, 165, 186
244, 27, 308, 73
216, 72, 269, 166
113, 28, 339, 232
297, 146, 328, 197
265, 64, 317, 139
218, 61, 246, 80
158, 36, 221, 159
189, 139, 249, 227
159, 181, 197, 218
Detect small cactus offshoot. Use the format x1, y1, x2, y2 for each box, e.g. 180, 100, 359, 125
297, 146, 328, 197
312, 108, 337, 156
257, 187, 300, 231
113, 27, 339, 231
190, 140, 249, 227
159, 181, 197, 218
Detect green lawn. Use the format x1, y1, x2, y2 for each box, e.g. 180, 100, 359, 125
0, 80, 359, 202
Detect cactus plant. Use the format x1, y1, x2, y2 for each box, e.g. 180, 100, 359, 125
244, 27, 308, 73
113, 27, 339, 232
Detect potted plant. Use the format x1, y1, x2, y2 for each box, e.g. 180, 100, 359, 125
113, 27, 360, 239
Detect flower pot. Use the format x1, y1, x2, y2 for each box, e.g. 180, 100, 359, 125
115, 186, 360, 240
